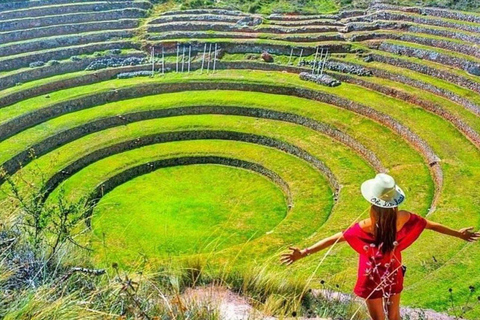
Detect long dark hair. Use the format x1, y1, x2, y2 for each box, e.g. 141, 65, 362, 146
371, 205, 398, 254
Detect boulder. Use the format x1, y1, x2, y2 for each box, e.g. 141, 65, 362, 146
236, 15, 263, 27
261, 51, 274, 63
466, 64, 480, 76
299, 72, 341, 87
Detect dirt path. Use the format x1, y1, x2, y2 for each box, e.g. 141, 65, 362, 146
182, 286, 463, 320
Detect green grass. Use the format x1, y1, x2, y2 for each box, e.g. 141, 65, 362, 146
390, 0, 480, 12
366, 46, 480, 84
147, 30, 341, 43
1, 61, 480, 317
0, 30, 135, 49
390, 9, 480, 27
381, 39, 480, 64
2, 85, 429, 280
0, 49, 146, 85
150, 37, 348, 48
341, 54, 480, 106
0, 40, 134, 63
158, 0, 339, 15
329, 68, 480, 134
50, 139, 334, 268
93, 164, 287, 264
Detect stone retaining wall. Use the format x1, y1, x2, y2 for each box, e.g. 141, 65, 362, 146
373, 5, 480, 24
269, 14, 337, 21
0, 80, 435, 173
36, 130, 341, 206
269, 19, 344, 27
0, 8, 146, 32
406, 25, 480, 46
347, 32, 398, 42
0, 64, 384, 178
334, 72, 480, 149
0, 54, 145, 93
400, 34, 480, 60
344, 21, 403, 32
0, 30, 134, 58
0, 20, 139, 44
0, 104, 381, 188
0, 0, 94, 11
0, 41, 138, 72
161, 9, 247, 16
377, 42, 479, 73
374, 11, 480, 33
156, 42, 350, 56
421, 7, 480, 24
147, 22, 339, 34
84, 156, 292, 218
0, 1, 151, 20
267, 10, 364, 21
371, 53, 480, 94
300, 72, 341, 87
363, 64, 480, 117
148, 31, 344, 43
150, 14, 240, 24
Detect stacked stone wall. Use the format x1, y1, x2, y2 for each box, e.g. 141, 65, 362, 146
371, 54, 480, 94
0, 8, 146, 32
0, 1, 151, 20
0, 30, 134, 58
0, 20, 139, 44
0, 41, 138, 72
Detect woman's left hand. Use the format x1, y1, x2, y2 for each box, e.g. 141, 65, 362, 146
458, 227, 480, 242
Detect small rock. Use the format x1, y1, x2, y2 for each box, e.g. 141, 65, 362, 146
261, 51, 274, 63
466, 64, 480, 76
236, 15, 263, 27
299, 72, 341, 87
363, 55, 373, 63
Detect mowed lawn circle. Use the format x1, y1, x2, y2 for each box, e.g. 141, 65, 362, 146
91, 164, 288, 264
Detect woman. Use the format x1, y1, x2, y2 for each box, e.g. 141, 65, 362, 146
281, 173, 479, 320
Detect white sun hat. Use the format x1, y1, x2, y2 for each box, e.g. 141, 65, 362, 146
361, 173, 405, 208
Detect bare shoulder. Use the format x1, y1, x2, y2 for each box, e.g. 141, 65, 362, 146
398, 210, 412, 222
358, 218, 372, 233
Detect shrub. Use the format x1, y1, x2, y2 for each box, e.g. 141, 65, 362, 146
109, 49, 122, 55
299, 72, 341, 87
85, 56, 148, 71
116, 71, 153, 79
47, 60, 60, 66
29, 61, 45, 68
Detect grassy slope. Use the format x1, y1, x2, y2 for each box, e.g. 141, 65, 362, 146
2, 80, 433, 305
52, 139, 334, 266
0, 2, 479, 310
92, 164, 287, 265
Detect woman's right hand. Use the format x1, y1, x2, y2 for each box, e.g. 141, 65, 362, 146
280, 246, 305, 265
458, 227, 480, 242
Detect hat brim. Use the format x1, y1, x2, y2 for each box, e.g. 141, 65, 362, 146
361, 179, 405, 208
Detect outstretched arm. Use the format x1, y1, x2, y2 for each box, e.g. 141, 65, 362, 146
280, 232, 345, 266
425, 219, 480, 242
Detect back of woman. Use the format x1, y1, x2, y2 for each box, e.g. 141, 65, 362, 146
281, 173, 479, 320
343, 206, 427, 300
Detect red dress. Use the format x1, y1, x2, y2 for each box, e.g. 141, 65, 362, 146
342, 213, 427, 299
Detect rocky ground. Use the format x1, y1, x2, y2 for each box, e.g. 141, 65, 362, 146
182, 286, 464, 320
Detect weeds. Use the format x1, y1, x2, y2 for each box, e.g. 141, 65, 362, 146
0, 173, 368, 319
447, 286, 480, 319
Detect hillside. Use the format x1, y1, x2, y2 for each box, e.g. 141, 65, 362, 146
0, 0, 479, 319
